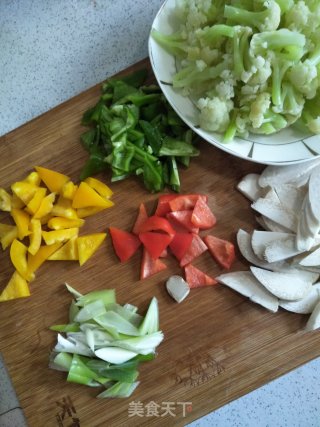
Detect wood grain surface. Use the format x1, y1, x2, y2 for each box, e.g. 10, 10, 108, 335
0, 58, 319, 427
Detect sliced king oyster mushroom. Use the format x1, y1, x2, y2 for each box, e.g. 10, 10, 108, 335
237, 229, 286, 272
256, 215, 292, 233
296, 194, 319, 251
258, 158, 320, 189
250, 266, 313, 301
299, 247, 320, 267
251, 196, 297, 232
216, 270, 279, 312
273, 183, 307, 213
251, 230, 292, 261
305, 297, 320, 331
264, 235, 305, 263
236, 173, 265, 202
280, 283, 320, 314
308, 168, 320, 220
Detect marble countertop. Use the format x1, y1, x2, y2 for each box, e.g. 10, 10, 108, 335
0, 1, 319, 426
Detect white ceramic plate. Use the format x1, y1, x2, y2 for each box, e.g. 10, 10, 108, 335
148, 0, 320, 166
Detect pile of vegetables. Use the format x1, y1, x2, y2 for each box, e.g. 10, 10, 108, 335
79, 69, 199, 193
49, 284, 163, 398
109, 193, 235, 287
152, 0, 320, 140
0, 167, 114, 302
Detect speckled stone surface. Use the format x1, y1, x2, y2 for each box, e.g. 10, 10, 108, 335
1, 1, 320, 426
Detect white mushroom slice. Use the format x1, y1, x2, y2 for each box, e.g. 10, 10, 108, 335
308, 168, 320, 220
299, 247, 320, 266
273, 183, 307, 212
264, 235, 301, 263
258, 216, 292, 233
280, 283, 320, 314
289, 268, 319, 284
251, 230, 292, 260
237, 229, 285, 271
250, 266, 312, 301
166, 275, 190, 303
216, 271, 279, 312
296, 194, 318, 251
251, 197, 297, 232
305, 197, 320, 236
305, 298, 320, 331
258, 158, 320, 188
236, 173, 265, 202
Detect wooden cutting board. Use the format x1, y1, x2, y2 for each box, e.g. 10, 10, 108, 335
0, 58, 319, 427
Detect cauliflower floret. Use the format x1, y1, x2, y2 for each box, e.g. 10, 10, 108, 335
197, 97, 233, 132
249, 92, 271, 128
215, 81, 235, 100
288, 60, 319, 99
285, 1, 310, 32
307, 117, 320, 134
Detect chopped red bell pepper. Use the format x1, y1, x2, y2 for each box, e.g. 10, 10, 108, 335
184, 264, 217, 288
109, 227, 141, 262
140, 248, 167, 280
139, 231, 173, 260
203, 234, 235, 269
191, 197, 216, 229
154, 194, 177, 217
132, 203, 148, 235
166, 210, 199, 233
138, 215, 175, 236
168, 194, 207, 211
180, 234, 208, 267
169, 232, 193, 261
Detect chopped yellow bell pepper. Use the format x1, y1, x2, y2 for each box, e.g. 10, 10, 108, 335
35, 166, 70, 193
24, 171, 41, 186
61, 181, 78, 200
0, 271, 30, 302
27, 242, 62, 277
11, 181, 38, 205
11, 208, 30, 240
42, 228, 79, 245
76, 206, 106, 218
47, 217, 85, 230
28, 219, 42, 255
77, 233, 106, 266
51, 196, 78, 219
10, 239, 33, 281
72, 182, 113, 209
25, 187, 47, 215
84, 177, 113, 199
0, 224, 18, 250
0, 188, 12, 212
11, 193, 25, 209
33, 192, 56, 219
48, 236, 78, 261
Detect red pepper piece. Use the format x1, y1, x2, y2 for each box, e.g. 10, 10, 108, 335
168, 194, 208, 211
203, 235, 235, 269
109, 227, 141, 262
191, 197, 217, 229
167, 210, 199, 233
184, 264, 217, 288
139, 215, 175, 236
139, 231, 173, 260
140, 248, 167, 280
180, 234, 208, 267
132, 203, 148, 235
169, 232, 193, 261
154, 194, 177, 217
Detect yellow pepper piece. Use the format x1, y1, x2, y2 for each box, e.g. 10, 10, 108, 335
11, 193, 25, 209
0, 224, 18, 250
72, 182, 113, 209
42, 228, 79, 245
11, 181, 38, 205
33, 192, 55, 219
77, 233, 106, 266
61, 181, 78, 200
35, 166, 70, 193
24, 171, 41, 186
48, 236, 78, 261
27, 242, 62, 277
51, 196, 78, 219
11, 208, 30, 240
9, 239, 33, 281
0, 271, 30, 302
84, 177, 113, 199
47, 217, 85, 230
25, 187, 47, 215
76, 206, 106, 218
28, 219, 42, 255
0, 188, 12, 212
